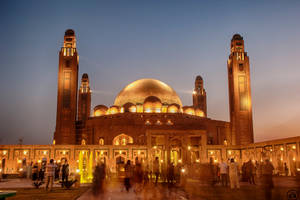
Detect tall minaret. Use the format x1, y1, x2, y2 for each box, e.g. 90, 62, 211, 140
227, 34, 253, 145
54, 29, 79, 144
78, 73, 91, 121
193, 75, 207, 117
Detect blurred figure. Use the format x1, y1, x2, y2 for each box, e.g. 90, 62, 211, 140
92, 162, 106, 196
45, 159, 56, 191
261, 159, 274, 200
134, 158, 144, 193
246, 159, 256, 184
62, 159, 69, 188
153, 157, 160, 184
167, 162, 175, 184
124, 160, 133, 192
219, 159, 228, 187
32, 163, 38, 181
208, 157, 217, 186
143, 164, 150, 185
27, 162, 33, 179
39, 162, 46, 182
229, 158, 240, 189
284, 163, 289, 176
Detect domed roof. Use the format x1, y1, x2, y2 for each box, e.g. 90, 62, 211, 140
232, 34, 243, 41
65, 29, 75, 36
114, 79, 182, 107
144, 96, 162, 103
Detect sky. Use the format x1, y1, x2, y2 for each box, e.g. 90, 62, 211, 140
0, 0, 299, 144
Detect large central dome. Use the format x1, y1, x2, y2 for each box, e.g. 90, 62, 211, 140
114, 79, 182, 107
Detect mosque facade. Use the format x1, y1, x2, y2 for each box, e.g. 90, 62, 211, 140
0, 30, 299, 182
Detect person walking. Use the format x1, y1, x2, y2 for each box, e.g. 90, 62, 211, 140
61, 159, 69, 188
32, 163, 38, 181
124, 160, 133, 192
229, 158, 240, 189
45, 159, 56, 191
153, 157, 160, 184
261, 159, 274, 200
246, 159, 256, 184
219, 159, 228, 186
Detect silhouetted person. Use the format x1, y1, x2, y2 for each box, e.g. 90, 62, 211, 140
153, 157, 160, 184
62, 159, 69, 187
261, 159, 274, 200
32, 163, 38, 181
134, 158, 143, 193
124, 160, 133, 192
92, 162, 106, 196
167, 162, 175, 184
284, 163, 289, 176
246, 159, 255, 184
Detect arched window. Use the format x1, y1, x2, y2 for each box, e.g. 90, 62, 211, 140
99, 138, 104, 145
113, 134, 133, 146
81, 139, 86, 145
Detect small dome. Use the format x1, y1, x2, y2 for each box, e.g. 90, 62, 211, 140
65, 29, 75, 36
94, 105, 108, 116
144, 96, 162, 113
123, 102, 136, 112
232, 34, 243, 41
107, 105, 119, 115
82, 73, 88, 79
144, 96, 162, 103
195, 108, 205, 117
167, 103, 180, 113
196, 75, 203, 81
183, 106, 195, 115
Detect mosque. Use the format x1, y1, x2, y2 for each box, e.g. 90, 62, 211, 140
0, 30, 299, 183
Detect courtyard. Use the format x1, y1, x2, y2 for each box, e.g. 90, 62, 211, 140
0, 176, 299, 200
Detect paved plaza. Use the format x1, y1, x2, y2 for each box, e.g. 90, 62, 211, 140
0, 177, 299, 200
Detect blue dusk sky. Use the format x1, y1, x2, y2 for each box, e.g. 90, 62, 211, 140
0, 1, 300, 144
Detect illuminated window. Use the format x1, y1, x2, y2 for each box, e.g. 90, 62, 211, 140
113, 134, 133, 146
99, 138, 104, 145
81, 139, 86, 145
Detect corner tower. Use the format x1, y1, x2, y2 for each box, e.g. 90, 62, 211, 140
78, 73, 91, 121
193, 75, 207, 117
227, 34, 253, 145
54, 29, 79, 144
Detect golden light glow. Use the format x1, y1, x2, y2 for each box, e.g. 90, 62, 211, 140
280, 147, 284, 151
214, 159, 218, 163
38, 160, 41, 163
196, 159, 200, 163
53, 140, 56, 145
280, 157, 283, 161
76, 169, 80, 173
119, 150, 122, 154
43, 151, 47, 155
270, 149, 273, 152
188, 146, 191, 150
228, 150, 232, 155
23, 151, 27, 155
129, 106, 136, 113
181, 168, 185, 173
145, 108, 152, 113
138, 150, 140, 155
178, 159, 182, 163
19, 168, 23, 172
293, 157, 296, 161
76, 160, 79, 163
3, 151, 7, 155
63, 151, 66, 155
193, 90, 196, 95
153, 146, 157, 149
210, 151, 213, 155
160, 159, 163, 163
81, 139, 86, 145
292, 145, 296, 150
17, 160, 22, 164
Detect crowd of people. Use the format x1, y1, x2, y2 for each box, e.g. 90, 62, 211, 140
23, 159, 70, 191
